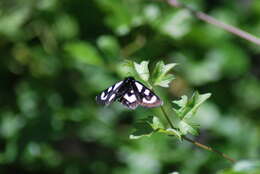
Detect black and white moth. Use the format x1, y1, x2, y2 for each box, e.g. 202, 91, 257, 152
96, 77, 163, 109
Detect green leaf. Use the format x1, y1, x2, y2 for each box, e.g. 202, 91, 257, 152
129, 116, 163, 139
172, 92, 211, 136
150, 116, 164, 130
173, 95, 188, 109
162, 128, 182, 140
133, 61, 150, 81
130, 116, 183, 140
118, 60, 151, 87
178, 120, 199, 136
119, 60, 176, 88
118, 60, 146, 78
151, 61, 177, 87
173, 92, 211, 120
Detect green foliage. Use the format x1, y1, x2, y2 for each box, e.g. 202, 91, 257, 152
151, 61, 177, 88
130, 116, 182, 140
173, 92, 211, 120
173, 92, 211, 135
0, 0, 260, 174
134, 61, 150, 82
127, 60, 210, 139
121, 60, 176, 88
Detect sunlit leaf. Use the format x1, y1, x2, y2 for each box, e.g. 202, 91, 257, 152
162, 128, 182, 139
151, 61, 177, 87
118, 60, 151, 87
172, 92, 211, 135
134, 61, 150, 82
173, 92, 211, 120
178, 120, 199, 136
150, 116, 164, 130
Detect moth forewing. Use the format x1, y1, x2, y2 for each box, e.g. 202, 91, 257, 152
96, 80, 124, 105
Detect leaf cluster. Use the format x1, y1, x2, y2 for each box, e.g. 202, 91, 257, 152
124, 61, 211, 140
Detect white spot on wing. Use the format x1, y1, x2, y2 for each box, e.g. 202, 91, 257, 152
135, 82, 143, 92
143, 95, 157, 104
124, 94, 137, 103
109, 94, 116, 102
144, 89, 150, 95
113, 81, 123, 90
130, 90, 134, 93
108, 87, 112, 92
101, 92, 107, 100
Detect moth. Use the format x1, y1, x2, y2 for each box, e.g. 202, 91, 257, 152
96, 77, 163, 109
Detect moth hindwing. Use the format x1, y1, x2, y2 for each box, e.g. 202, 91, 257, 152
96, 77, 163, 109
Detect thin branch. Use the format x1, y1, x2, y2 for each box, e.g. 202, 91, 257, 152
160, 106, 175, 128
163, 0, 260, 45
182, 136, 236, 163
159, 105, 236, 163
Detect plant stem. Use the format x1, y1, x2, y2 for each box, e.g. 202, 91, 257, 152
160, 106, 175, 128
182, 136, 236, 163
162, 0, 260, 45
160, 105, 236, 163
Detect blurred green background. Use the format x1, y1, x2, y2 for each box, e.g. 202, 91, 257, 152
0, 0, 260, 174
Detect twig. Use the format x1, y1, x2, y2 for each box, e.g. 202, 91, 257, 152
160, 106, 175, 128
159, 105, 236, 163
164, 0, 260, 45
182, 136, 236, 163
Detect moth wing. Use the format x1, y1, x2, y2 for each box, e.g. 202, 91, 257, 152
96, 80, 124, 106
118, 87, 139, 109
133, 81, 163, 108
